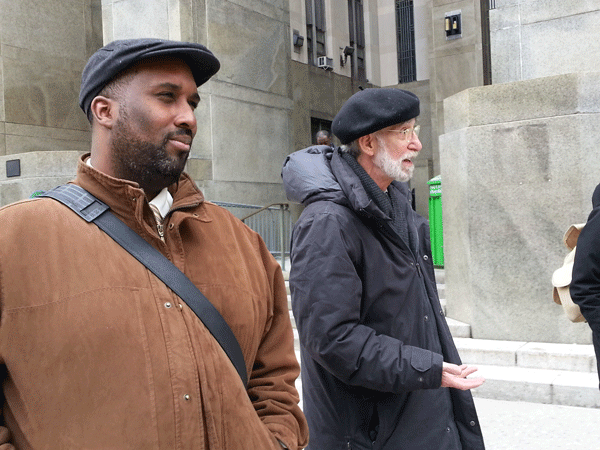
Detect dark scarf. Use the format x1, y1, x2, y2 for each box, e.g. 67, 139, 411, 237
340, 151, 409, 244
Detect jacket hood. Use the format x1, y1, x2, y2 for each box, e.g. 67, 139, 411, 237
282, 146, 412, 220
282, 145, 343, 206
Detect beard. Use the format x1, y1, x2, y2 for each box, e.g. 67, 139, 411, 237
373, 137, 416, 183
110, 109, 192, 194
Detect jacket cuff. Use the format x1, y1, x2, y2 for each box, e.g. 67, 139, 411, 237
409, 346, 444, 389
266, 422, 302, 450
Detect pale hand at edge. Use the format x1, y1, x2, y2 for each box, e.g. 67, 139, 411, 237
441, 362, 485, 390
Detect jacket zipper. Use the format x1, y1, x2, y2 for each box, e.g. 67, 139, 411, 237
415, 261, 423, 278
153, 200, 201, 240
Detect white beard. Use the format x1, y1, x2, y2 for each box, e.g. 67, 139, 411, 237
373, 138, 416, 182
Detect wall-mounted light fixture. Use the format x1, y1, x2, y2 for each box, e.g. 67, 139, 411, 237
293, 29, 304, 48
340, 45, 354, 67
445, 10, 462, 40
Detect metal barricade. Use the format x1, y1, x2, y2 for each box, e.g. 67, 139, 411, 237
213, 201, 292, 271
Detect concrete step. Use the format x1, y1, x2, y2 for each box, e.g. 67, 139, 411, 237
436, 283, 445, 300
439, 297, 447, 315
434, 268, 445, 284
471, 364, 599, 408
454, 337, 599, 408
454, 338, 597, 373
447, 317, 471, 338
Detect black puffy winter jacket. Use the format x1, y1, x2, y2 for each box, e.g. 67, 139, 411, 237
282, 146, 485, 450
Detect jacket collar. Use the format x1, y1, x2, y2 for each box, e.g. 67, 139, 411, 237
331, 149, 411, 222
74, 153, 205, 232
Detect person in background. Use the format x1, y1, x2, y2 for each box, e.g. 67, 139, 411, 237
282, 88, 485, 450
315, 129, 333, 146
0, 38, 308, 449
571, 182, 600, 387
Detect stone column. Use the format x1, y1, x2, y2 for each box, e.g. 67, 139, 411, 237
440, 72, 600, 344
102, 0, 294, 206
0, 0, 101, 206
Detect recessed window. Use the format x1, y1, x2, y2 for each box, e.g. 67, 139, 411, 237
306, 0, 327, 66
396, 0, 417, 84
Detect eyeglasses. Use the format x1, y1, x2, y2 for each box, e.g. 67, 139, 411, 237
385, 125, 420, 141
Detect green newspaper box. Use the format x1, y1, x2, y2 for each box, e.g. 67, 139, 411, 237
427, 175, 444, 267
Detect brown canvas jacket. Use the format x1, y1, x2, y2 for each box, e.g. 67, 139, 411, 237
0, 154, 308, 449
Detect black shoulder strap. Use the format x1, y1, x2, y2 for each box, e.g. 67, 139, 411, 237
41, 184, 248, 387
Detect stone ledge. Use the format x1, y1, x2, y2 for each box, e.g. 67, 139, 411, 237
444, 72, 600, 133
455, 338, 597, 373
472, 364, 600, 408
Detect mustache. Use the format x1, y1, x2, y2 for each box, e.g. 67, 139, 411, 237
403, 151, 419, 160
161, 129, 194, 147
166, 129, 193, 139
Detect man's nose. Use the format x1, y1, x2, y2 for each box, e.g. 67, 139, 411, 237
409, 134, 422, 152
175, 102, 197, 134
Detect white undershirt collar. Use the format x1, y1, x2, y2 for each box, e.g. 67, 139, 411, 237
86, 156, 173, 217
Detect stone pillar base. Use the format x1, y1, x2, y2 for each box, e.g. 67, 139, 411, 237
440, 72, 600, 344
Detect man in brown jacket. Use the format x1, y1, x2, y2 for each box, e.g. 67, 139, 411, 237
0, 38, 308, 449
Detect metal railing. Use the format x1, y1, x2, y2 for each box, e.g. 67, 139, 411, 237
213, 201, 292, 271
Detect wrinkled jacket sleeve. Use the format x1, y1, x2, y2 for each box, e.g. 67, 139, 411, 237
571, 192, 600, 333
290, 211, 443, 393
247, 238, 309, 450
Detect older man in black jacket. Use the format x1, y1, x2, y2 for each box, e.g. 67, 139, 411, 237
282, 88, 485, 450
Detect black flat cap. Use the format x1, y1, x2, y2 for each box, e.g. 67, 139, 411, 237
79, 38, 220, 121
332, 88, 420, 144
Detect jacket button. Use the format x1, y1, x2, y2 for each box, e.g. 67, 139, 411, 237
179, 304, 183, 310
423, 255, 429, 260
169, 223, 174, 230
470, 421, 476, 426
440, 309, 444, 316
418, 376, 424, 383
164, 302, 172, 309
184, 394, 190, 401
424, 315, 429, 321
446, 427, 451, 432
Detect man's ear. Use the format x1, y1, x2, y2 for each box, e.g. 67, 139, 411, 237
90, 96, 118, 129
358, 133, 377, 157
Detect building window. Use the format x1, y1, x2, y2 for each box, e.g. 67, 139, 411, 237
306, 0, 326, 66
348, 0, 366, 81
481, 0, 493, 85
396, 0, 417, 83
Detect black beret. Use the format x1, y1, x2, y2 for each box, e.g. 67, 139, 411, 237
332, 88, 420, 144
79, 38, 220, 121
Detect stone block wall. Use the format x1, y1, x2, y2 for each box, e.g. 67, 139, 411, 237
490, 1, 600, 84
0, 0, 100, 204
440, 72, 599, 344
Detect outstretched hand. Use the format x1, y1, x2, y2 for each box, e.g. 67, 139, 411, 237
441, 362, 485, 390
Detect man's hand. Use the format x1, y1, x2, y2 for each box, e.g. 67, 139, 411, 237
441, 362, 485, 390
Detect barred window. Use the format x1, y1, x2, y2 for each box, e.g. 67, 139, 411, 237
348, 0, 366, 81
396, 0, 416, 83
306, 0, 327, 65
